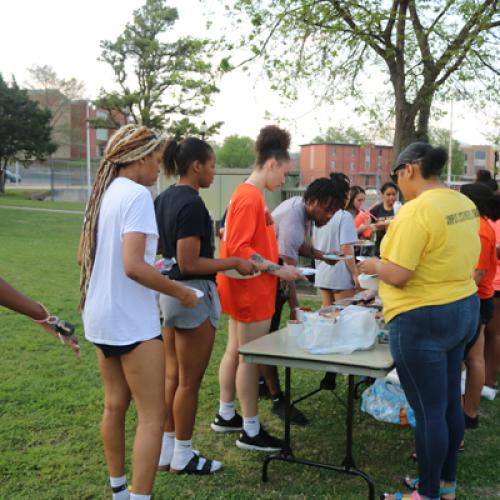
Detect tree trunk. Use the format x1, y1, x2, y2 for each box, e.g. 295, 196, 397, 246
393, 101, 417, 161
414, 95, 433, 144
0, 170, 6, 194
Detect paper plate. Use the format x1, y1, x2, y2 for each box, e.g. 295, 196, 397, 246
222, 269, 261, 279
297, 267, 317, 276
356, 256, 370, 262
323, 254, 354, 261
185, 286, 204, 298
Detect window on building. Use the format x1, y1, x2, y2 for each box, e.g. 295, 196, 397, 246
365, 149, 370, 169
350, 161, 355, 172
330, 160, 336, 172
378, 148, 383, 157
351, 146, 356, 157
331, 146, 336, 155
474, 150, 486, 160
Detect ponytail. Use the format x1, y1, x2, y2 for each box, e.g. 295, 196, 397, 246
420, 147, 447, 179
162, 137, 213, 177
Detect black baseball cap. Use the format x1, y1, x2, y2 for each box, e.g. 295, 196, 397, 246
394, 142, 433, 170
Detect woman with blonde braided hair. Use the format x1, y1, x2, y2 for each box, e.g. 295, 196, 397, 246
78, 124, 198, 500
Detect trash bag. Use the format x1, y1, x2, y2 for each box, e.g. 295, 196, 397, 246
361, 378, 416, 428
296, 305, 380, 355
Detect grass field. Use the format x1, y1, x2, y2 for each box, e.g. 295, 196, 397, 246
0, 198, 499, 499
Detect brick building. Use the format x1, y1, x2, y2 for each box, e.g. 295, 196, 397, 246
462, 145, 498, 178
299, 143, 394, 188
28, 90, 124, 161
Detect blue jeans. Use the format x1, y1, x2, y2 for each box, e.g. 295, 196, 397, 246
388, 294, 479, 499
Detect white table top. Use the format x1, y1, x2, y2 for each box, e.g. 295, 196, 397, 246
239, 328, 394, 378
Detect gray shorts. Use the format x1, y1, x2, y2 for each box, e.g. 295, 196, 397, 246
159, 279, 221, 330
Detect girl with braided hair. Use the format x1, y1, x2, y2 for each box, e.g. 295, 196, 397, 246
78, 124, 198, 500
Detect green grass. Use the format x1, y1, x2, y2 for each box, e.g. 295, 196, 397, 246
0, 207, 499, 499
0, 190, 85, 212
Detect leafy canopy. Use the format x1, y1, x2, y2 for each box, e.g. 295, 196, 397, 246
217, 135, 256, 168
0, 75, 56, 191
97, 0, 221, 136
312, 126, 369, 145
223, 0, 500, 152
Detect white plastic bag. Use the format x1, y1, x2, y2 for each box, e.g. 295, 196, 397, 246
296, 305, 380, 355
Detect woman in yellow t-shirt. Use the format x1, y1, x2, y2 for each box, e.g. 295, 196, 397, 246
361, 143, 480, 500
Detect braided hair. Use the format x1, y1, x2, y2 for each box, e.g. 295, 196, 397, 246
79, 124, 166, 310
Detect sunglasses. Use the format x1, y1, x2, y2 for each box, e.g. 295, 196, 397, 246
390, 158, 423, 183
390, 164, 405, 184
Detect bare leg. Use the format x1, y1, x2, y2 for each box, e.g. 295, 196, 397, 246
163, 327, 177, 433
96, 349, 131, 478
121, 339, 165, 495
173, 319, 216, 440
218, 317, 239, 402
484, 298, 500, 388
334, 288, 356, 301
464, 327, 485, 419
261, 365, 281, 396
236, 319, 272, 417
319, 289, 334, 308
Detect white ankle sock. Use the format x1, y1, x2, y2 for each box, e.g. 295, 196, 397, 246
219, 400, 236, 420
243, 415, 260, 437
130, 495, 150, 500
158, 431, 175, 466
171, 439, 193, 470
110, 475, 129, 500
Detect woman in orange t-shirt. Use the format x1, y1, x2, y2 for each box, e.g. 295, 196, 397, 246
460, 183, 500, 428
212, 125, 304, 452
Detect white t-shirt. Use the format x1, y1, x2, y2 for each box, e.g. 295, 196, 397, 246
313, 210, 358, 290
83, 177, 161, 345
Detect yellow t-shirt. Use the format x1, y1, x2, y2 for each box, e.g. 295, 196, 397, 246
380, 188, 480, 323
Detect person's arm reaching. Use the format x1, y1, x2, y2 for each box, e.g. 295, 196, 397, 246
122, 232, 198, 308
0, 277, 81, 359
177, 236, 257, 276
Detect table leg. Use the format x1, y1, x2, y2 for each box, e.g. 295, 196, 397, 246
262, 372, 376, 500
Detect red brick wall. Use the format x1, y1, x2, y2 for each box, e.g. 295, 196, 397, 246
299, 143, 394, 188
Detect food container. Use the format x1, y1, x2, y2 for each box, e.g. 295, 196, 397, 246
358, 273, 380, 291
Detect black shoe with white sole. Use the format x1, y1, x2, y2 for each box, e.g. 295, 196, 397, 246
210, 412, 243, 433
236, 427, 285, 452
271, 394, 309, 426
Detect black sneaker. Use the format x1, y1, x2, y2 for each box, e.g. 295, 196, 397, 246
258, 378, 271, 400
210, 412, 243, 433
320, 372, 337, 390
271, 394, 309, 426
464, 412, 479, 429
236, 427, 285, 452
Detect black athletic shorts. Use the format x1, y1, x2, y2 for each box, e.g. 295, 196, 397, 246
94, 335, 163, 358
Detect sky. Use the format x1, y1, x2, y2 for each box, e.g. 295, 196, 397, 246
0, 0, 496, 150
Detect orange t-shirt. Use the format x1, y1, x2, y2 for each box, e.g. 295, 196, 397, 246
489, 219, 500, 291
477, 217, 496, 299
354, 211, 372, 239
217, 183, 278, 322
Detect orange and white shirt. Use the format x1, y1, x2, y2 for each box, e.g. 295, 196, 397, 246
217, 183, 278, 322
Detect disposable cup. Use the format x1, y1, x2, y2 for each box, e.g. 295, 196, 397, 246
287, 320, 304, 337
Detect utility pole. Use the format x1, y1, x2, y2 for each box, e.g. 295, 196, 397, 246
447, 99, 454, 185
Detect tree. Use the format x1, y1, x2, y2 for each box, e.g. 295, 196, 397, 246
0, 75, 56, 193
217, 135, 256, 167
25, 64, 86, 151
429, 127, 465, 177
312, 126, 369, 145
96, 0, 221, 137
225, 1, 499, 155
